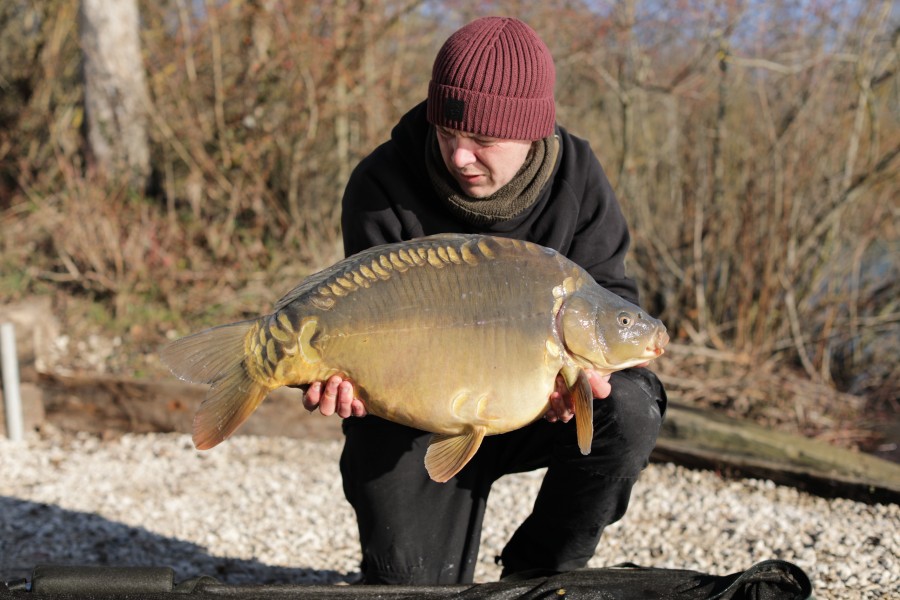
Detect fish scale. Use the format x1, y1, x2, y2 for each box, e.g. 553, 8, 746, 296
162, 233, 668, 482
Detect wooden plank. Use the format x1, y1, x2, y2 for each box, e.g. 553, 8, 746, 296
35, 372, 342, 441
653, 404, 900, 504
21, 373, 900, 504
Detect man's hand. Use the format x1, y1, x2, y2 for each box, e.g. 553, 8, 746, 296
302, 375, 367, 418
544, 362, 652, 423
544, 369, 611, 423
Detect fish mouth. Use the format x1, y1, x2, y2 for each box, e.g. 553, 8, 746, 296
647, 329, 669, 357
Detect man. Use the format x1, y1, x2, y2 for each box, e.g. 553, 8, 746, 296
303, 16, 667, 585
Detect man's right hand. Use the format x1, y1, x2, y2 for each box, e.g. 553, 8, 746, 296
302, 374, 367, 418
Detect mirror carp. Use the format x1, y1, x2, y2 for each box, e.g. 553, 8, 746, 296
162, 234, 668, 482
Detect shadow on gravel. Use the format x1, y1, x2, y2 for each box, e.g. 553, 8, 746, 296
0, 497, 357, 585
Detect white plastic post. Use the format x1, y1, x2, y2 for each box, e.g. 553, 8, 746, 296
1, 322, 24, 441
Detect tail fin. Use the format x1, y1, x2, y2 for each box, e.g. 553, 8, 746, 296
160, 320, 270, 450
191, 362, 268, 450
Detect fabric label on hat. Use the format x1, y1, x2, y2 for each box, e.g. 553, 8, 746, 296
444, 98, 465, 121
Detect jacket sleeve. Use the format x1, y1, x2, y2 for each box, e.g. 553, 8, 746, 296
566, 147, 641, 306
340, 153, 406, 258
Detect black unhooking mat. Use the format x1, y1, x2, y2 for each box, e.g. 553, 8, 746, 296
2, 561, 812, 599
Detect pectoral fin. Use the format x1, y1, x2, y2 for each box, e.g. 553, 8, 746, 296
562, 366, 594, 455
424, 428, 486, 483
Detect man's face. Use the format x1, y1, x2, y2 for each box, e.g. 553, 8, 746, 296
435, 126, 533, 198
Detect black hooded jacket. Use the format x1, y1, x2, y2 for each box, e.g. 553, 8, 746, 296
340, 101, 640, 306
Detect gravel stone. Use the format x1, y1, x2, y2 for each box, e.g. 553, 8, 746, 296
0, 431, 896, 598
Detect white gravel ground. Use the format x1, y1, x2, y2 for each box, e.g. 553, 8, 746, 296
0, 431, 896, 599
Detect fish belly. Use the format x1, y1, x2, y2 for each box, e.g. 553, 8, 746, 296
304, 247, 564, 435
324, 320, 559, 435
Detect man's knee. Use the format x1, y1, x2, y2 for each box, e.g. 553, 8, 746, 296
605, 368, 667, 422
591, 368, 667, 468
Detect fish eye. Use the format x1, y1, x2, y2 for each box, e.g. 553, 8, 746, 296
617, 312, 634, 327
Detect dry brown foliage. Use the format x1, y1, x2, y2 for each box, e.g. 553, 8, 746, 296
0, 0, 897, 446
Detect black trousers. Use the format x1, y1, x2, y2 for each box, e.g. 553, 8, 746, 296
339, 368, 667, 585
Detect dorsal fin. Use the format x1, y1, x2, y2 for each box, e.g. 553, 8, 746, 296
273, 234, 501, 312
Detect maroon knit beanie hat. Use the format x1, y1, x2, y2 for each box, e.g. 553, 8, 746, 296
427, 17, 556, 141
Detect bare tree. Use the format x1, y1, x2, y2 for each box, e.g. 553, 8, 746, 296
79, 0, 150, 189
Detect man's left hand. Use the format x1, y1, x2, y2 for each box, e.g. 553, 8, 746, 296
544, 369, 611, 423
543, 362, 651, 423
